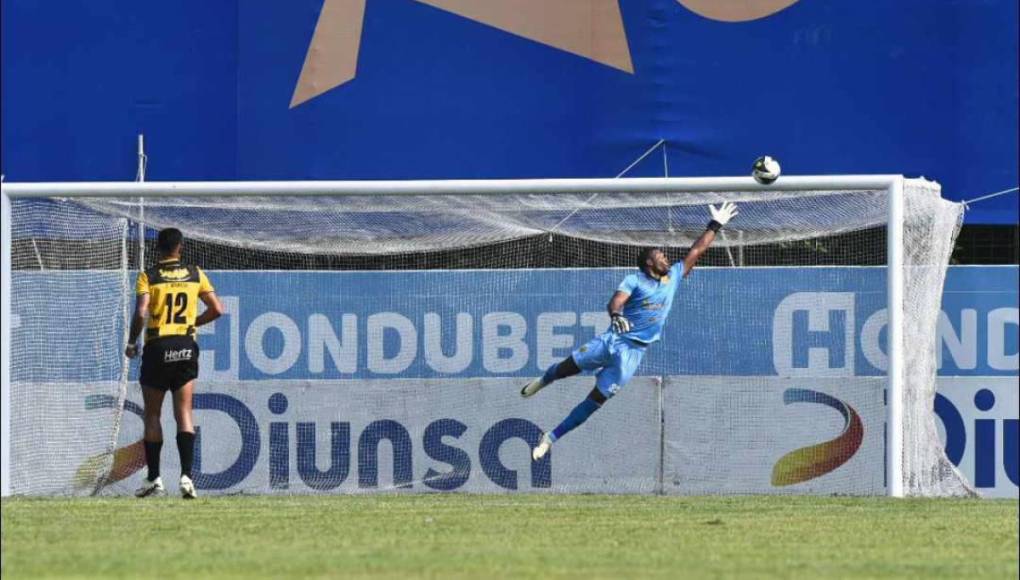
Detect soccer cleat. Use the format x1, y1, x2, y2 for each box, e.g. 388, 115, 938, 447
179, 475, 197, 500
134, 476, 165, 498
520, 377, 547, 398
532, 433, 553, 461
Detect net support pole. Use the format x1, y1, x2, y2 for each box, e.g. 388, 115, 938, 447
137, 134, 146, 269
886, 177, 905, 498
1, 190, 12, 496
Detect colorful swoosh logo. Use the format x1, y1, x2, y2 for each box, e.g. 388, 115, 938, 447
771, 388, 864, 487
73, 395, 146, 493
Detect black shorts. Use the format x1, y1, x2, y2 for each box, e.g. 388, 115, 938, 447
140, 336, 200, 392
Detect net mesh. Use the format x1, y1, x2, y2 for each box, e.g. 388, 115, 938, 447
6, 179, 971, 496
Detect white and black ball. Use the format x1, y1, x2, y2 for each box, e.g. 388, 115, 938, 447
752, 155, 781, 184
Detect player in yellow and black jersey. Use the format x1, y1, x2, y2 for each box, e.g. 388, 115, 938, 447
125, 228, 223, 499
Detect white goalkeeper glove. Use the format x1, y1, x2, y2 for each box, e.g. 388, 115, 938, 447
708, 201, 739, 232
611, 312, 631, 334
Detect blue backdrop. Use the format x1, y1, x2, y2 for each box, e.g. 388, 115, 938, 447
2, 0, 1017, 223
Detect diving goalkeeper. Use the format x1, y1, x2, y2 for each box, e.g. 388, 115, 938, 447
521, 202, 738, 461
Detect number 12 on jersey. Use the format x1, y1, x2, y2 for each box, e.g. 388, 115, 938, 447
164, 292, 188, 324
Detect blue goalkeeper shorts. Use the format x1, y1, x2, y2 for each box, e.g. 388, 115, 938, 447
570, 332, 648, 399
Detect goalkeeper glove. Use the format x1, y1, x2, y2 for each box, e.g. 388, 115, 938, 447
707, 201, 739, 232
611, 312, 631, 334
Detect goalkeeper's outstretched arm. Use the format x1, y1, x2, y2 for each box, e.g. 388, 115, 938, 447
683, 202, 738, 277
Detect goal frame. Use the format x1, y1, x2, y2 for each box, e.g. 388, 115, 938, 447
0, 175, 907, 497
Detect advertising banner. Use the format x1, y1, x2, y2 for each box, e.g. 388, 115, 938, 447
935, 377, 1018, 498
69, 378, 661, 495
662, 376, 886, 495
7, 267, 1016, 495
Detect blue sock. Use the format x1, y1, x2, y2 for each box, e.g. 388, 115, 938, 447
550, 397, 602, 442
541, 362, 561, 385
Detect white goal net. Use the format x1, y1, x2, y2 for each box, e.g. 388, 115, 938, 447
0, 177, 972, 497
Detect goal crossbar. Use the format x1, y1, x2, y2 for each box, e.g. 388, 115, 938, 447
0, 176, 902, 197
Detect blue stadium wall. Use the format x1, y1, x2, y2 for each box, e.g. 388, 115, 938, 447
2, 0, 1018, 223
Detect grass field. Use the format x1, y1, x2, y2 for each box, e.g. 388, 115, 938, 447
2, 495, 1017, 579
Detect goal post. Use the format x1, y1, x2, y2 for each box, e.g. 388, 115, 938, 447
0, 176, 967, 497
2, 190, 11, 497
887, 177, 905, 498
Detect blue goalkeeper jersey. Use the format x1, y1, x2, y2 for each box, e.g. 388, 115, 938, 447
612, 262, 685, 344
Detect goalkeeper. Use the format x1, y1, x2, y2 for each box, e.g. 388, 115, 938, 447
521, 202, 738, 461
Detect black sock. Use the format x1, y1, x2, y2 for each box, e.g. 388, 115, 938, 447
144, 440, 163, 481
177, 432, 196, 478
542, 357, 582, 385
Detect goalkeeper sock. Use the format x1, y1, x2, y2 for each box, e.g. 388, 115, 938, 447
542, 357, 581, 386
144, 440, 162, 481
176, 432, 196, 479
541, 363, 561, 385
550, 397, 602, 442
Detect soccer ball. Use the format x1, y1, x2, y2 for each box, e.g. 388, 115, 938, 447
752, 156, 781, 184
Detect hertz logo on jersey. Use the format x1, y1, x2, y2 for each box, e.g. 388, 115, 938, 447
163, 348, 195, 363
136, 260, 215, 343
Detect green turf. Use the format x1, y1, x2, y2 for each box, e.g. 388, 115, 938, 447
2, 495, 1017, 579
